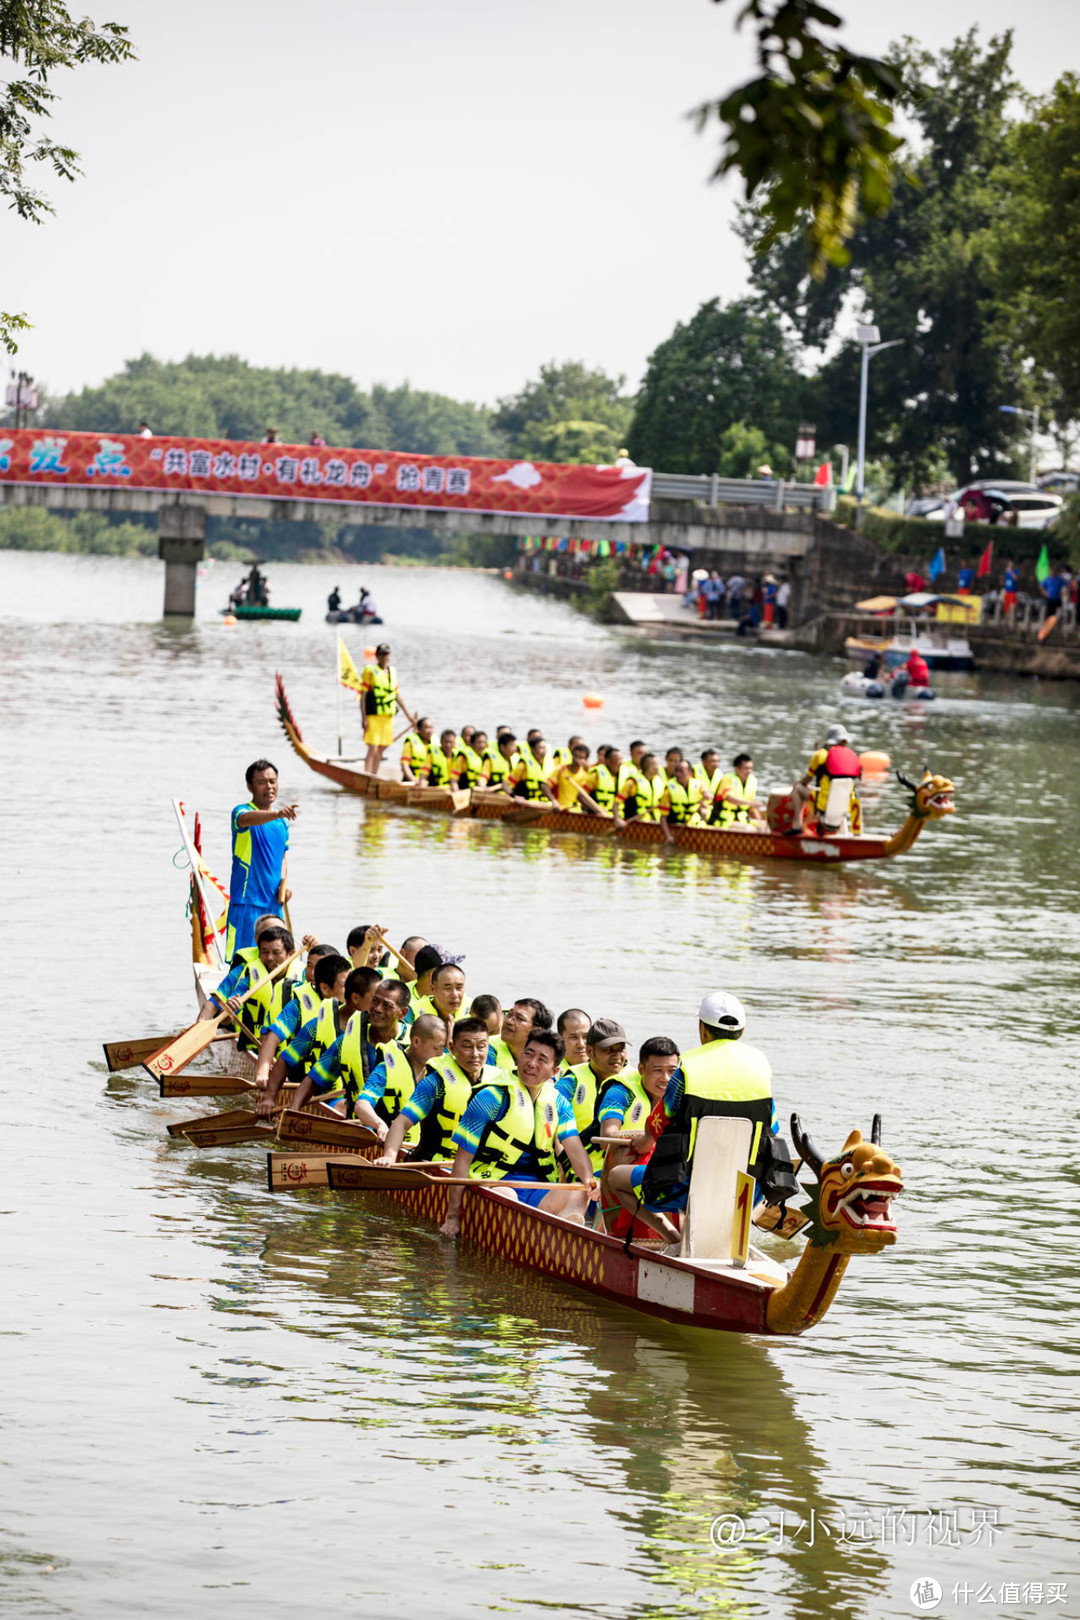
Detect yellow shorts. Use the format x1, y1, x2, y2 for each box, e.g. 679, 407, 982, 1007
363, 713, 394, 747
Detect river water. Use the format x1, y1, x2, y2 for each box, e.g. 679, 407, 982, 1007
2, 550, 1077, 1619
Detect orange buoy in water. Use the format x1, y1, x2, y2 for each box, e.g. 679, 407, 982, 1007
503, 569, 513, 580
363, 646, 377, 659
583, 693, 604, 709
223, 614, 237, 627
860, 749, 891, 775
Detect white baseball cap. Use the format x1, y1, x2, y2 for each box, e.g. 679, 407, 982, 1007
698, 991, 747, 1032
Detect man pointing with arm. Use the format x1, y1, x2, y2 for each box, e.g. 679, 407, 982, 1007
226, 759, 298, 957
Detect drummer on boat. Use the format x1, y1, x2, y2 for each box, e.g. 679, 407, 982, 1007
225, 760, 297, 957
607, 991, 776, 1248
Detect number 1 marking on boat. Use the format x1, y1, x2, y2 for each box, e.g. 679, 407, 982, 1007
732, 1172, 753, 1267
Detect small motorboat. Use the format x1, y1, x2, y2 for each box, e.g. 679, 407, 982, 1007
841, 671, 935, 701
222, 605, 302, 622
325, 607, 383, 625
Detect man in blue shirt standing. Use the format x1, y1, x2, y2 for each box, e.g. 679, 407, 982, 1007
226, 759, 298, 957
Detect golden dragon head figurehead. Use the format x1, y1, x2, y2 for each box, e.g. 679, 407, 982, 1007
897, 768, 956, 821
791, 1113, 903, 1256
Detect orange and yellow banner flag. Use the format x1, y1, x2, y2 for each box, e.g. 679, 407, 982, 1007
338, 635, 365, 698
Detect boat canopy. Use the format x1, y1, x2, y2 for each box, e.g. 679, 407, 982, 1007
854, 595, 898, 613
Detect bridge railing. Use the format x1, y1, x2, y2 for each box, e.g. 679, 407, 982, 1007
651, 472, 835, 512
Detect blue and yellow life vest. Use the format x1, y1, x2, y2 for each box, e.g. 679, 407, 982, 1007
415, 1054, 476, 1161
470, 1076, 561, 1181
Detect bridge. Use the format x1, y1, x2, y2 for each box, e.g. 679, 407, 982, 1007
0, 429, 836, 615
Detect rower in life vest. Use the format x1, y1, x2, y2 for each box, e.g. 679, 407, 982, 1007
601, 1035, 682, 1240
606, 991, 777, 1246
438, 1029, 599, 1237
713, 753, 762, 828
509, 737, 557, 804
452, 730, 486, 791
480, 732, 519, 790
353, 1012, 449, 1147
372, 1016, 496, 1167
426, 728, 457, 788
294, 977, 411, 1115
629, 753, 663, 822
794, 724, 863, 834
658, 760, 703, 835
400, 716, 435, 784
252, 946, 350, 1106
255, 956, 369, 1116
556, 1018, 636, 1173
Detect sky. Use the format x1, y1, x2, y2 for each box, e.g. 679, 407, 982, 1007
4, 0, 1078, 407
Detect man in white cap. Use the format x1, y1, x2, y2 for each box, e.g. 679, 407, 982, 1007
606, 991, 776, 1246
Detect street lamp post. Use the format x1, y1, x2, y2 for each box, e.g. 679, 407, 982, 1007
998, 404, 1039, 484
855, 324, 903, 511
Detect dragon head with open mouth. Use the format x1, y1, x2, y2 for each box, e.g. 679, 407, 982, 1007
898, 768, 956, 821
791, 1113, 903, 1256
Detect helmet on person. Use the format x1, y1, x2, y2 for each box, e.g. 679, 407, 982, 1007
697, 991, 747, 1034
825, 724, 851, 746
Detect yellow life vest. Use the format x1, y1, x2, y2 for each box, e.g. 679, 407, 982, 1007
453, 743, 484, 789
633, 774, 662, 822
513, 752, 548, 802
412, 994, 456, 1038
694, 764, 722, 797
587, 762, 616, 811
680, 1040, 773, 1168
470, 1076, 561, 1181
482, 746, 516, 787
338, 1013, 397, 1115
372, 1042, 420, 1146
417, 1054, 476, 1161
233, 958, 271, 1049
613, 1070, 652, 1132
292, 978, 322, 1023
401, 731, 432, 777
364, 662, 397, 715
487, 1035, 517, 1074
715, 771, 757, 826
549, 745, 571, 772
555, 764, 587, 811
661, 778, 702, 824
427, 744, 451, 787
567, 1060, 636, 1171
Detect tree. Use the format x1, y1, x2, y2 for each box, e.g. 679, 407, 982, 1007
984, 73, 1080, 428
741, 30, 1029, 487
716, 420, 792, 478
627, 298, 804, 474
493, 362, 633, 462
371, 382, 506, 457
693, 0, 904, 277
1, 1, 134, 352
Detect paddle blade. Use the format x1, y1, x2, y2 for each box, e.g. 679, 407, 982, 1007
276, 1108, 380, 1150
143, 1016, 222, 1081
104, 1036, 173, 1072
326, 1162, 437, 1191
158, 1075, 255, 1098
184, 1124, 277, 1148
166, 1108, 260, 1138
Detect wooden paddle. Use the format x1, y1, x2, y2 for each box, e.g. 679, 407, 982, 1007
104, 1033, 233, 1072
276, 1108, 381, 1150
325, 1162, 566, 1191
142, 950, 301, 1082
184, 1123, 278, 1148
166, 1108, 261, 1138
158, 1074, 256, 1098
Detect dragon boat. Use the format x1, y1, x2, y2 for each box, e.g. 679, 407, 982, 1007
284, 1115, 903, 1337
274, 674, 956, 866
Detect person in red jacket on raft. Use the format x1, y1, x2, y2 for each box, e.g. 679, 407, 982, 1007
905, 649, 930, 687
790, 724, 864, 835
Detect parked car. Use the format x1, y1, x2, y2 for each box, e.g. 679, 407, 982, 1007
923, 481, 1062, 530
1037, 470, 1078, 494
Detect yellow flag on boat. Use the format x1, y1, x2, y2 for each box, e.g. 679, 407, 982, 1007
338, 636, 365, 698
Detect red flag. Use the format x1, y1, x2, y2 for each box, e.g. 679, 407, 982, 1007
977, 540, 993, 578
814, 461, 832, 486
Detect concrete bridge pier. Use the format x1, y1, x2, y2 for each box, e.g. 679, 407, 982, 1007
159, 505, 206, 616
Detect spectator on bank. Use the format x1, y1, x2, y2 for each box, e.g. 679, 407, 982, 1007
905, 569, 927, 594
776, 576, 791, 630
727, 573, 746, 620
1043, 567, 1065, 618
757, 464, 775, 483
263, 428, 280, 444
957, 561, 976, 595
688, 568, 708, 610
309, 431, 326, 447
1002, 560, 1020, 617
702, 571, 725, 621
762, 575, 777, 625
137, 421, 153, 438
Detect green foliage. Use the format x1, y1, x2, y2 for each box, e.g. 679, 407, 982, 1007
0, 0, 134, 224
1052, 494, 1080, 570
571, 556, 621, 621
0, 309, 30, 355
982, 74, 1080, 426
628, 298, 804, 473
446, 532, 518, 570
695, 0, 904, 277
716, 420, 792, 479
830, 501, 1067, 567
0, 505, 155, 555
494, 362, 632, 462
742, 31, 1028, 487
369, 382, 505, 457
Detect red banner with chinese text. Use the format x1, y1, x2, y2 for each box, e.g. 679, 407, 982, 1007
0, 429, 651, 522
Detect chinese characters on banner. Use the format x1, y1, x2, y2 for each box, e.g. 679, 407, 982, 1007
0, 431, 652, 522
